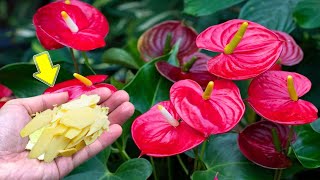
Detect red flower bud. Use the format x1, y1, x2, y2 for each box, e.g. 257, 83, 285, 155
138, 20, 198, 62
196, 19, 283, 80
238, 120, 293, 169
44, 73, 116, 100
247, 71, 318, 125
170, 79, 245, 137
131, 101, 205, 157
33, 0, 109, 50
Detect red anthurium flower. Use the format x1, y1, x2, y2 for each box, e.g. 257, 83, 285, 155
170, 79, 245, 137
238, 120, 293, 169
138, 20, 198, 61
196, 19, 283, 80
156, 52, 217, 88
131, 101, 206, 157
247, 71, 318, 125
0, 84, 13, 108
44, 73, 116, 100
273, 31, 303, 66
33, 0, 109, 50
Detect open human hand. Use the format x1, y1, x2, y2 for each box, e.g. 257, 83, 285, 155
0, 88, 134, 179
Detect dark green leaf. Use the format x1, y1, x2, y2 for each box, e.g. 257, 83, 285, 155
191, 134, 273, 180
292, 124, 320, 168
184, 0, 244, 16
311, 118, 320, 133
0, 63, 72, 97
239, 0, 299, 33
102, 48, 140, 69
123, 54, 172, 113
65, 156, 152, 180
294, 0, 320, 29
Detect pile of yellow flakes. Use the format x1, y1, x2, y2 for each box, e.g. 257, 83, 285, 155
20, 94, 109, 162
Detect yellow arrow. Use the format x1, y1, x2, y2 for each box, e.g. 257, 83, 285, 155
33, 51, 60, 87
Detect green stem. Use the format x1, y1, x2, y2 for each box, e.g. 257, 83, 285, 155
69, 48, 79, 73
167, 157, 172, 180
286, 126, 294, 155
199, 140, 208, 161
271, 128, 282, 152
82, 51, 96, 75
115, 141, 130, 161
177, 155, 189, 175
150, 157, 158, 180
193, 147, 199, 170
274, 169, 283, 180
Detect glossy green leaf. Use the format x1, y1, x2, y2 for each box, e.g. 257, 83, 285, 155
294, 0, 320, 29
102, 48, 140, 69
239, 0, 299, 33
184, 0, 244, 16
65, 148, 152, 180
123, 43, 180, 113
311, 118, 320, 133
191, 134, 273, 180
123, 55, 172, 113
292, 124, 320, 168
0, 63, 72, 97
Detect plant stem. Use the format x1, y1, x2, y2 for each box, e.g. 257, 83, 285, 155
82, 51, 96, 75
69, 48, 79, 73
167, 157, 172, 180
199, 140, 207, 161
150, 157, 158, 180
193, 147, 199, 170
115, 141, 130, 161
271, 128, 282, 152
274, 169, 283, 180
286, 126, 294, 154
177, 155, 189, 175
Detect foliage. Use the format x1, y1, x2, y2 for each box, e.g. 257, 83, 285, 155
1, 0, 320, 179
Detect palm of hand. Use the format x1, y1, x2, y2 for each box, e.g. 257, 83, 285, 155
0, 89, 134, 179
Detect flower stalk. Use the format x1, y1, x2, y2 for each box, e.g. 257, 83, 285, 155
69, 48, 80, 73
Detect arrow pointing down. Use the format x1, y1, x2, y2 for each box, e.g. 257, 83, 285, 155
33, 51, 60, 87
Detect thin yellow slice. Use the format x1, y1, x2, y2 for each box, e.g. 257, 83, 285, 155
60, 107, 95, 129
28, 125, 68, 158
66, 126, 90, 148
20, 109, 53, 137
65, 128, 81, 139
75, 141, 86, 151
58, 148, 77, 157
84, 129, 104, 145
44, 135, 70, 162
61, 95, 100, 110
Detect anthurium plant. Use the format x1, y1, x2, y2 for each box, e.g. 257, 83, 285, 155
1, 0, 320, 179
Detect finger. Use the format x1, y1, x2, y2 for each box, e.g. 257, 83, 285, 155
71, 124, 122, 168
101, 90, 129, 112
85, 87, 112, 104
108, 102, 135, 125
4, 92, 68, 115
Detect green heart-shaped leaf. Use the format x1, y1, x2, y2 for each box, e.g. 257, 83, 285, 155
239, 0, 299, 33
292, 124, 320, 168
191, 134, 273, 180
